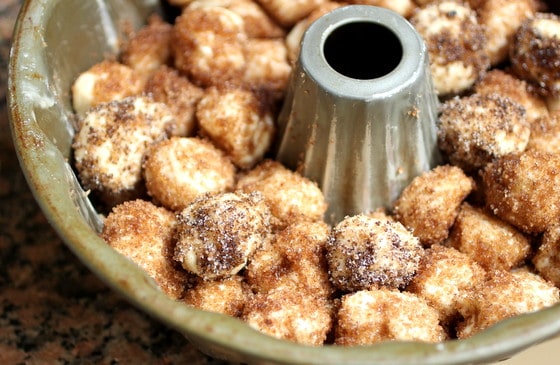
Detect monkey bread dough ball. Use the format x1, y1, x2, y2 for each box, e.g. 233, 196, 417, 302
242, 286, 333, 345
174, 192, 271, 280
255, 0, 327, 27
196, 87, 275, 169
172, 6, 247, 87
101, 199, 192, 300
236, 160, 328, 227
410, 0, 489, 95
457, 269, 560, 338
437, 93, 530, 172
183, 275, 250, 317
245, 219, 334, 298
407, 245, 486, 324
476, 0, 539, 66
326, 214, 424, 292
448, 203, 531, 271
511, 13, 560, 97
187, 0, 286, 38
144, 65, 204, 137
334, 289, 447, 345
120, 15, 173, 76
143, 137, 236, 211
71, 60, 145, 117
393, 165, 474, 247
533, 224, 560, 288
474, 69, 549, 123
482, 149, 560, 234
243, 38, 292, 101
72, 95, 176, 206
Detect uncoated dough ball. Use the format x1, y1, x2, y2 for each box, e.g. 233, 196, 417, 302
326, 214, 424, 292
174, 191, 271, 280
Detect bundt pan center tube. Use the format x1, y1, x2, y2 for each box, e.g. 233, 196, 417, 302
276, 5, 441, 224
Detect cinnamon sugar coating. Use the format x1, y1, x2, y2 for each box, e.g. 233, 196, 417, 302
246, 219, 334, 297
236, 160, 328, 228
393, 165, 474, 246
527, 113, 560, 154
196, 87, 275, 169
437, 93, 530, 172
144, 65, 204, 137
183, 275, 250, 317
174, 192, 271, 280
410, 0, 489, 95
143, 137, 236, 211
457, 269, 559, 338
511, 12, 560, 97
448, 202, 531, 271
482, 149, 560, 234
335, 289, 446, 345
72, 95, 176, 206
101, 199, 193, 299
533, 224, 560, 288
326, 215, 424, 292
407, 245, 486, 324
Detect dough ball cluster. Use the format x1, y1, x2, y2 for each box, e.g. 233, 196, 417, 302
71, 0, 560, 348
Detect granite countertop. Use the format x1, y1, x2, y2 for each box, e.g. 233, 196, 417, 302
2, 1, 560, 364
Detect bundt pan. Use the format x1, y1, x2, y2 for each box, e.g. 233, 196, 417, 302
8, 0, 560, 364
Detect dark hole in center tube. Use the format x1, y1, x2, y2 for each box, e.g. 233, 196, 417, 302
323, 21, 403, 80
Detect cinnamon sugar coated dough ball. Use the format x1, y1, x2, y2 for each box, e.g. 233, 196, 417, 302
143, 137, 236, 211
474, 69, 549, 123
527, 114, 560, 154
188, 0, 285, 38
326, 214, 424, 292
335, 289, 446, 345
71, 60, 145, 117
457, 270, 560, 338
144, 65, 204, 137
511, 13, 560, 97
533, 224, 560, 287
410, 1, 489, 95
393, 165, 474, 246
236, 160, 327, 226
407, 245, 486, 324
255, 0, 327, 26
174, 192, 271, 280
482, 150, 560, 234
476, 0, 539, 66
120, 15, 173, 76
246, 219, 333, 298
243, 38, 291, 101
101, 200, 191, 299
242, 286, 333, 345
196, 87, 275, 169
72, 95, 176, 206
437, 93, 530, 172
448, 203, 531, 271
183, 275, 250, 317
172, 6, 247, 87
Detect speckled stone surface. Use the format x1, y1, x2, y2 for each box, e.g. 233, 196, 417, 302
0, 1, 232, 364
